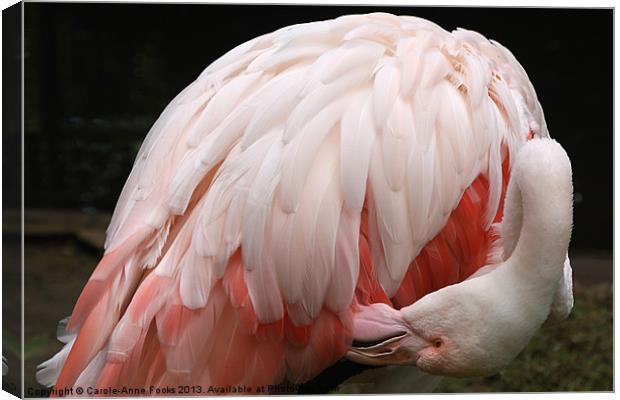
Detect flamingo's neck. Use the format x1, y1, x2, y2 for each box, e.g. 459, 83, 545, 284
500, 139, 573, 294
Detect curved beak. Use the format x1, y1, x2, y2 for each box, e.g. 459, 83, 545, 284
347, 303, 429, 366
348, 332, 417, 365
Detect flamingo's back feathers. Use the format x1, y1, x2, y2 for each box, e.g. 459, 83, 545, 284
39, 13, 548, 393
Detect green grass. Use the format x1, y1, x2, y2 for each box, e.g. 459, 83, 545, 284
435, 282, 613, 392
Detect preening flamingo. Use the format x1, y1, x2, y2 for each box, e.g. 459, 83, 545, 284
37, 13, 574, 393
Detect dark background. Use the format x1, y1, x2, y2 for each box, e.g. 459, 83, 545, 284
4, 3, 612, 395
17, 3, 611, 251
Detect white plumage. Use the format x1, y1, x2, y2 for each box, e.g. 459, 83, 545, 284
107, 13, 535, 312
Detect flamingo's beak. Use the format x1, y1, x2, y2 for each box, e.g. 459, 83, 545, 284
346, 303, 429, 366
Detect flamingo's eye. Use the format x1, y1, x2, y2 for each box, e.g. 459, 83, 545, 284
433, 339, 443, 348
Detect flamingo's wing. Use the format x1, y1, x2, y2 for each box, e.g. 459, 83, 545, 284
38, 13, 546, 391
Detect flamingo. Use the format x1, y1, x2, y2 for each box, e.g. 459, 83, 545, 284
37, 13, 574, 394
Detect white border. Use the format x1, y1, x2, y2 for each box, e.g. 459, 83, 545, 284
0, 1, 615, 400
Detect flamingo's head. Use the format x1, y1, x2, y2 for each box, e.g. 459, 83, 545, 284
347, 273, 541, 378
405, 277, 542, 378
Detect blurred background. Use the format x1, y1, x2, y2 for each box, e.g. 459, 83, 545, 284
2, 3, 612, 395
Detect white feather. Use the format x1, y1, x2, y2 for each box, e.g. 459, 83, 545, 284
419, 48, 452, 88
437, 82, 479, 192
247, 43, 328, 73
270, 204, 300, 304
179, 252, 216, 309
484, 105, 506, 228
283, 65, 373, 144
318, 40, 385, 84
381, 97, 414, 191
325, 207, 360, 311
197, 104, 255, 167
36, 338, 76, 387
55, 317, 74, 344
407, 135, 436, 244
462, 51, 491, 107
396, 37, 421, 96
372, 59, 401, 130
241, 69, 306, 150
434, 126, 460, 218
412, 86, 441, 152
279, 98, 349, 213
298, 132, 341, 318
245, 254, 285, 323
369, 141, 414, 284
186, 71, 263, 148
490, 75, 521, 137
344, 22, 402, 48
242, 133, 285, 271
298, 40, 383, 96
340, 93, 377, 212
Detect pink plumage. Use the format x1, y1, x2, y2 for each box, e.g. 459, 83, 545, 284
37, 12, 575, 394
